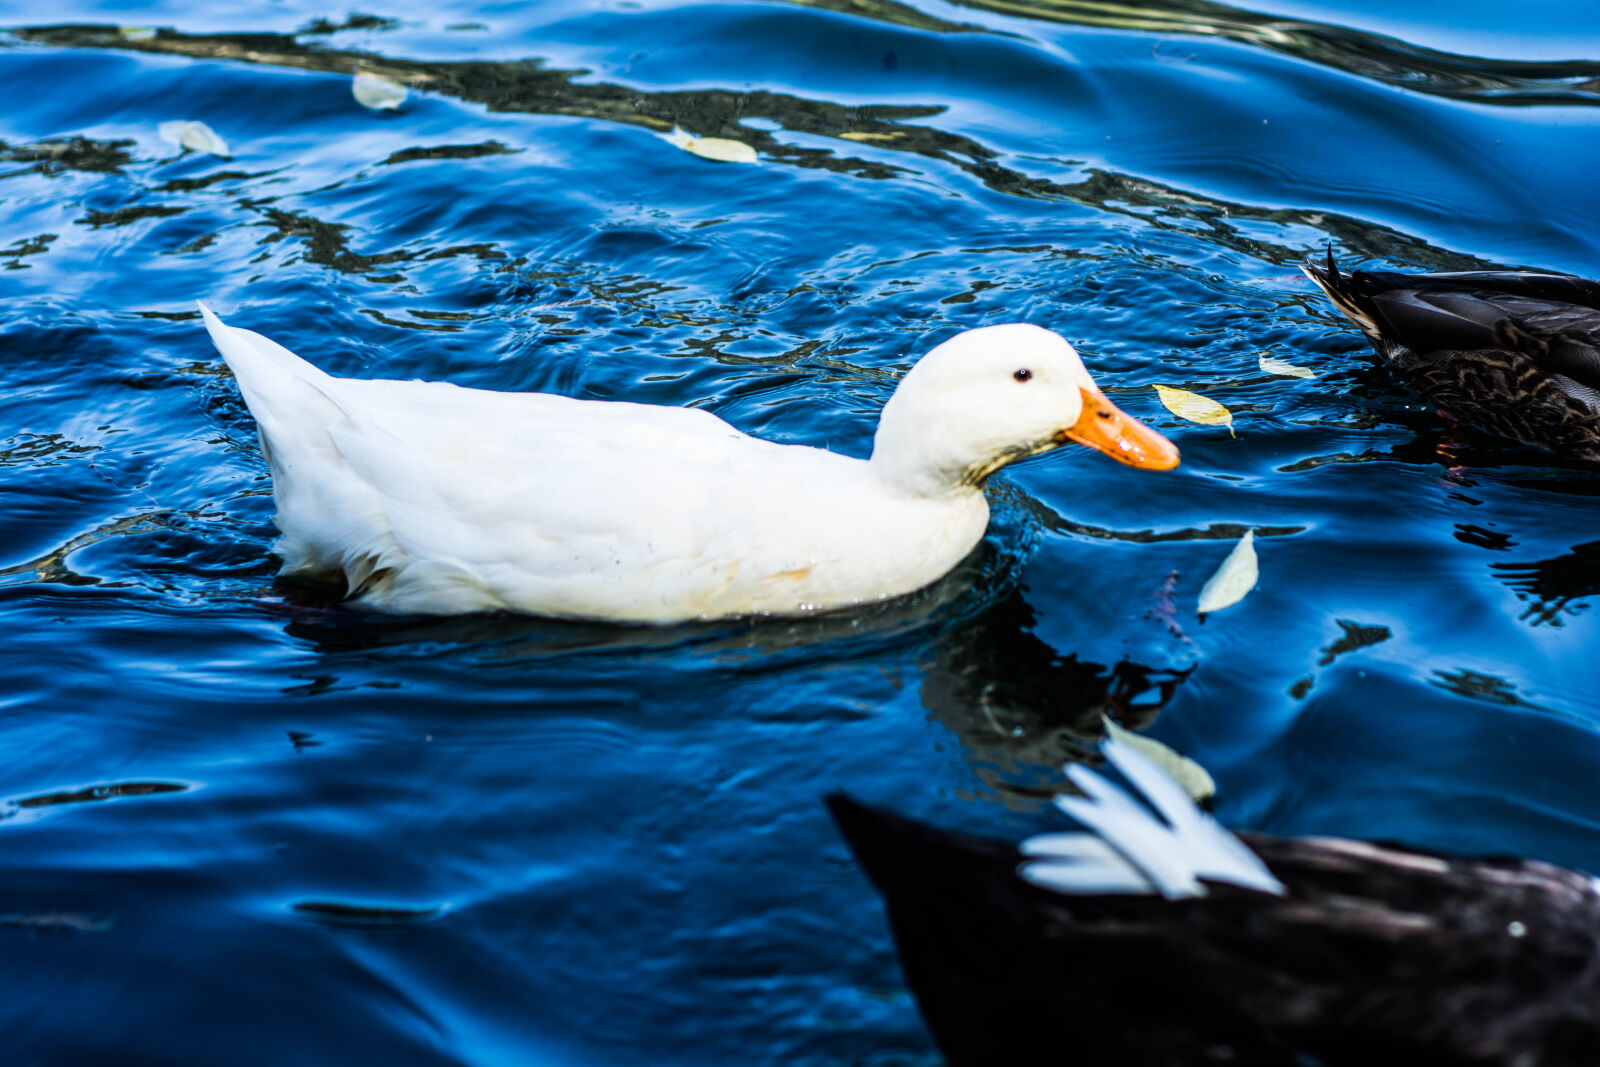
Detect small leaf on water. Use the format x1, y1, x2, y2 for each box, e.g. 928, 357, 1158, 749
1259, 354, 1316, 379
157, 120, 231, 158
353, 72, 408, 111
1197, 530, 1257, 615
1103, 719, 1215, 802
119, 26, 156, 41
1153, 384, 1234, 436
661, 126, 758, 164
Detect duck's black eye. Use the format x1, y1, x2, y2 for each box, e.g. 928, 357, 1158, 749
1013, 368, 1032, 383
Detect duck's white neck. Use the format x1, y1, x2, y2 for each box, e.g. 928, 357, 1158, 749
868, 397, 987, 499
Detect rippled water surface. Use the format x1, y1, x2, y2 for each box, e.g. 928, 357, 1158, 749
3, 1, 1599, 1062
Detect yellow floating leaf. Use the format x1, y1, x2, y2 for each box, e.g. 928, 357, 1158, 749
1153, 383, 1234, 436
119, 26, 157, 41
158, 120, 231, 158
1259, 354, 1316, 379
688, 137, 757, 163
662, 126, 758, 164
1197, 530, 1257, 615
840, 131, 900, 142
353, 72, 408, 111
1103, 720, 1215, 802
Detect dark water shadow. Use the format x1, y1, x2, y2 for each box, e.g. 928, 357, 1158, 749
918, 587, 1193, 804
1492, 540, 1600, 627
0, 779, 193, 826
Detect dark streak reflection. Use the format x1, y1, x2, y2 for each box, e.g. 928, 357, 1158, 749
1432, 667, 1545, 709
1316, 619, 1391, 666
290, 899, 448, 927
1018, 492, 1303, 544
378, 141, 521, 166
1492, 541, 1600, 627
8, 780, 188, 810
0, 136, 135, 175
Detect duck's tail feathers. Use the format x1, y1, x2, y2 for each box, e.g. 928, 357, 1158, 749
197, 301, 350, 430
198, 301, 384, 578
1019, 736, 1285, 901
1301, 250, 1382, 339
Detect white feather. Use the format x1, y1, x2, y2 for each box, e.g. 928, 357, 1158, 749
1100, 736, 1282, 895
1017, 833, 1154, 895
1021, 735, 1285, 900
1056, 763, 1209, 898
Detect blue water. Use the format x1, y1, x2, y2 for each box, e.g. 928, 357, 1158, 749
3, 1, 1599, 1062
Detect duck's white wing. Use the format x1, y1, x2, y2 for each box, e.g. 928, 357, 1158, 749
318, 380, 812, 617
202, 302, 799, 616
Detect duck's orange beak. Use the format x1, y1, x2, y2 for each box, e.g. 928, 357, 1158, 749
1057, 386, 1180, 470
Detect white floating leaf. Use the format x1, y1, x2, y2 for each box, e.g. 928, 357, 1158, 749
661, 126, 758, 164
1259, 354, 1316, 379
1197, 530, 1257, 615
1103, 720, 1216, 803
158, 120, 231, 158
1153, 383, 1234, 436
353, 72, 408, 111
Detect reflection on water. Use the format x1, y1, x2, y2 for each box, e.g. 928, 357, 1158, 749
1, 780, 191, 827
0, 135, 136, 174
10, 779, 188, 810
1316, 619, 1391, 665
1493, 541, 1600, 627
290, 899, 448, 928
1433, 667, 1546, 710
0, 512, 165, 589
921, 588, 1193, 802
270, 521, 1194, 803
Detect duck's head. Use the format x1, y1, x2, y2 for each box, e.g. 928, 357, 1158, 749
871, 323, 1179, 496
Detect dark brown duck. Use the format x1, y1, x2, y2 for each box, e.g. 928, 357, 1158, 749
829, 738, 1600, 1067
1302, 254, 1600, 462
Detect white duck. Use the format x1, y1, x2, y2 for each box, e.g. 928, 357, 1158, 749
200, 304, 1178, 621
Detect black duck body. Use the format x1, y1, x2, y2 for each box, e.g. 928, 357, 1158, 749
1302, 255, 1600, 462
829, 785, 1600, 1066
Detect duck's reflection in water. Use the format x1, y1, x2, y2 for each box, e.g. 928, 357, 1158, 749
919, 589, 1194, 805
265, 549, 1198, 800
266, 537, 1006, 664
265, 517, 1066, 654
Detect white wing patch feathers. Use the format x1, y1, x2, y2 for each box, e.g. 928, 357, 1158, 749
1020, 736, 1286, 900
1017, 832, 1155, 896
